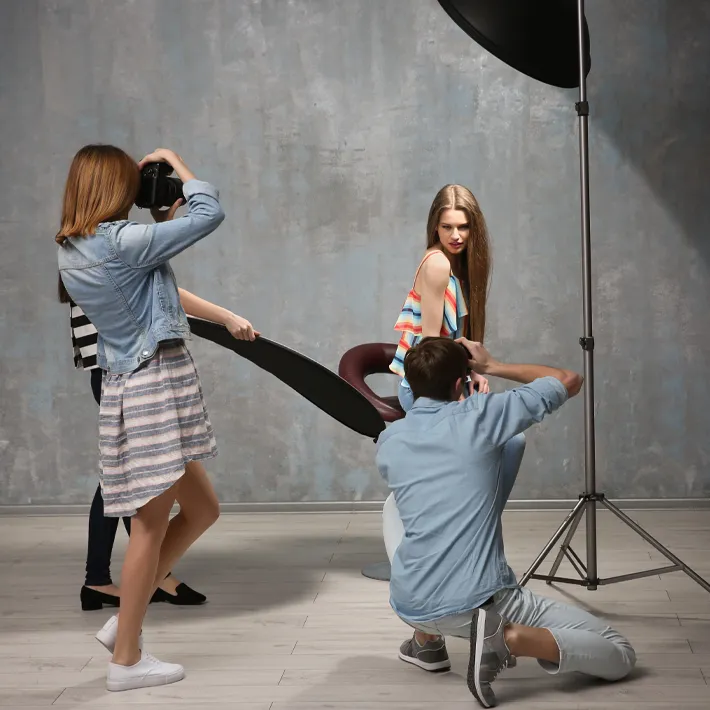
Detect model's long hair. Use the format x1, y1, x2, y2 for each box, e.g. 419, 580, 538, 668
426, 184, 491, 342
56, 144, 140, 302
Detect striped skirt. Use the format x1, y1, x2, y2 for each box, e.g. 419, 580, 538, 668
98, 340, 218, 517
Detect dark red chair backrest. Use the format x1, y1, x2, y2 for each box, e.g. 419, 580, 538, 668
338, 343, 405, 423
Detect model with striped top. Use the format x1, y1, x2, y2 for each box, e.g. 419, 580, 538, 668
390, 184, 493, 411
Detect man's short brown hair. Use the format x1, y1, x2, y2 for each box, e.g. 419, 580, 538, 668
403, 337, 469, 401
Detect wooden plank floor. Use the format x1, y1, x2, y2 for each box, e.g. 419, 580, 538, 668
1, 509, 710, 709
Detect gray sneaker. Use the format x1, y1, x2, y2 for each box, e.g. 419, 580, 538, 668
467, 608, 514, 707
398, 634, 452, 672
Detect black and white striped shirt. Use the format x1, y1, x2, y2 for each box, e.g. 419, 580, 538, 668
69, 300, 99, 370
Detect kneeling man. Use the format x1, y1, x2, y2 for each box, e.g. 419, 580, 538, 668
376, 337, 635, 707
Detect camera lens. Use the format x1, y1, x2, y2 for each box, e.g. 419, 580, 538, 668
167, 179, 183, 202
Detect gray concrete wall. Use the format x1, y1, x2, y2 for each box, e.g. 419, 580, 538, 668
1, 0, 708, 506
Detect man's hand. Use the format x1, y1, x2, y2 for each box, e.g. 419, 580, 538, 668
457, 338, 497, 375
458, 337, 584, 397
226, 313, 260, 341
470, 371, 490, 394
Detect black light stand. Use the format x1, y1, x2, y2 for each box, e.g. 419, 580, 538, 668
438, 0, 710, 594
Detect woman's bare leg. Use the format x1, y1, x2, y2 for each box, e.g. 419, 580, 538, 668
111, 487, 175, 666
151, 460, 220, 592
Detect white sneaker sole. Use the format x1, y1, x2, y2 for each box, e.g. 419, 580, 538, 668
470, 608, 491, 708
106, 667, 185, 692
398, 651, 451, 672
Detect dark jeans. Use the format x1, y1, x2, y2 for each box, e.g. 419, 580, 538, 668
84, 367, 132, 586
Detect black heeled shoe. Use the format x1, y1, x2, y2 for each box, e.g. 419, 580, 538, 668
151, 582, 207, 606
80, 585, 120, 611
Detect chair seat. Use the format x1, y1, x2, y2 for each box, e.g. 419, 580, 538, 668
380, 395, 402, 411
338, 343, 405, 423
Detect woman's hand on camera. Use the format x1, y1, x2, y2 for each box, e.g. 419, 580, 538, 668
138, 148, 178, 169
151, 198, 183, 223
226, 313, 260, 341
137, 149, 196, 183
138, 148, 182, 168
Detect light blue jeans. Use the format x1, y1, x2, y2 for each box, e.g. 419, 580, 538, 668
398, 583, 636, 680
387, 381, 636, 681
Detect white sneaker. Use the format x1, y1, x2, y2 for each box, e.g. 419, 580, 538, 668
96, 615, 143, 653
106, 652, 185, 692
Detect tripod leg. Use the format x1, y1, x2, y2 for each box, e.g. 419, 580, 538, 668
520, 497, 586, 586
545, 502, 585, 581
601, 499, 710, 594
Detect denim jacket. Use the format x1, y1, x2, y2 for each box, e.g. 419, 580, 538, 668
57, 179, 225, 374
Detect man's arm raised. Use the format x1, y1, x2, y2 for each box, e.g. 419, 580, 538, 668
457, 339, 583, 398
455, 338, 583, 446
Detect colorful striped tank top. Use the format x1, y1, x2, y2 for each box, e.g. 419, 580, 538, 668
389, 252, 468, 378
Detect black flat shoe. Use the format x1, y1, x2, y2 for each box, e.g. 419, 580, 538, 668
80, 585, 120, 611
151, 582, 207, 606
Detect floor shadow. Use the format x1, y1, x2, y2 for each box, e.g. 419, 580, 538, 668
284, 654, 649, 707
2, 532, 390, 636
499, 665, 650, 706
542, 583, 680, 623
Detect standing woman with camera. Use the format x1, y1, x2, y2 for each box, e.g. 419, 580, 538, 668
57, 145, 254, 691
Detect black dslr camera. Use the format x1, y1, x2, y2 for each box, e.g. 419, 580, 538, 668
135, 162, 184, 209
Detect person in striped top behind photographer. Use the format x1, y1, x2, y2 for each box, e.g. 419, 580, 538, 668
67, 298, 208, 610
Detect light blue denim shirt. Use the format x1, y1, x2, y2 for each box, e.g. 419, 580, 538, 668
57, 179, 224, 374
375, 376, 569, 623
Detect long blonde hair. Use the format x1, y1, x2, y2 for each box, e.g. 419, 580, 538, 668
426, 184, 491, 343
56, 144, 140, 302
